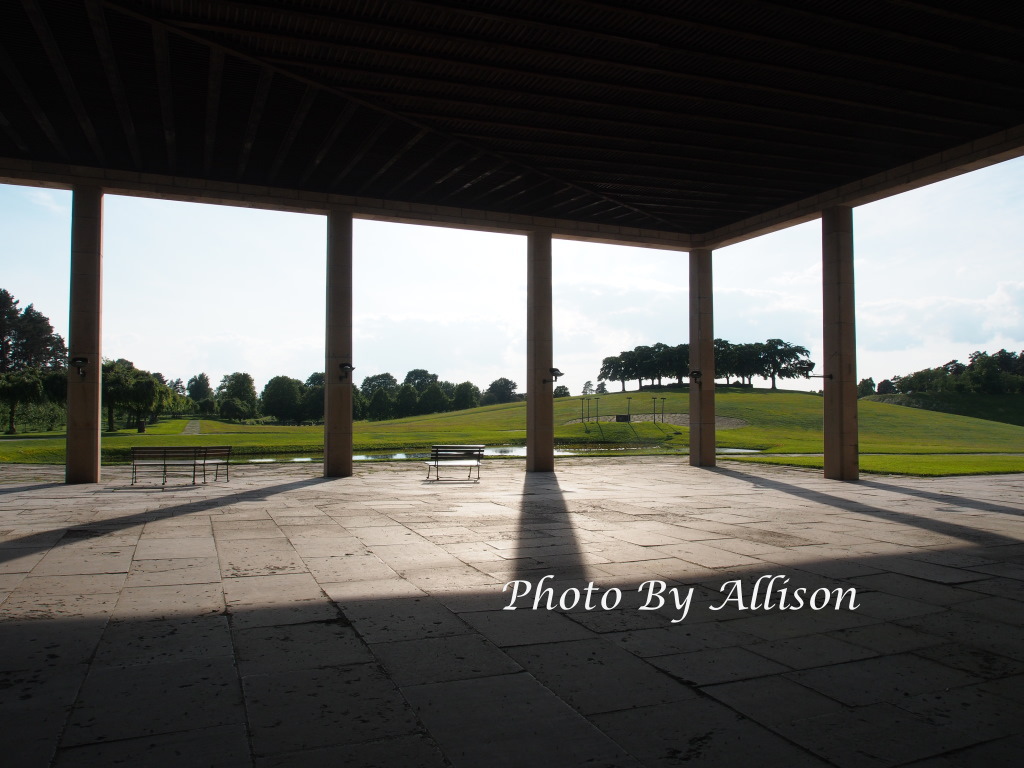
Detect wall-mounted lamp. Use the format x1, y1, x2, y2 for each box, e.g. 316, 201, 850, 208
689, 370, 702, 380
792, 360, 832, 380
71, 356, 88, 378
338, 362, 354, 381
543, 367, 564, 384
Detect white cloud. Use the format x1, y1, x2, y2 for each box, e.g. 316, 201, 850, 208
25, 188, 69, 216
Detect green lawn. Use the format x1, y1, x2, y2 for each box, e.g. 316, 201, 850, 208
2, 388, 1022, 476
726, 453, 1024, 477
862, 392, 1024, 427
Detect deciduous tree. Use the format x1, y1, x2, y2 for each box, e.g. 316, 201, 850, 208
0, 369, 43, 433
187, 373, 213, 402
417, 383, 450, 414
261, 376, 305, 423
485, 377, 518, 404
452, 381, 481, 411
403, 369, 438, 393
367, 387, 393, 420
217, 372, 258, 417
759, 339, 811, 390
360, 372, 399, 399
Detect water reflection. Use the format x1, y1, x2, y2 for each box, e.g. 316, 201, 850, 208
245, 446, 760, 463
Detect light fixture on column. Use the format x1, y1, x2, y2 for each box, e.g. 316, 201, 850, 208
689, 370, 702, 380
793, 360, 832, 379
338, 362, 354, 381
71, 357, 88, 378
543, 367, 564, 384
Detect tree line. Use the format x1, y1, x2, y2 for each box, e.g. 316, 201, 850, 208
350, 371, 521, 422
597, 338, 814, 392
2, 287, 825, 433
861, 349, 1024, 397
0, 289, 67, 433
194, 369, 525, 424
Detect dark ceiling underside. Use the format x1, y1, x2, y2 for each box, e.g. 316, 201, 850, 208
2, 0, 1023, 234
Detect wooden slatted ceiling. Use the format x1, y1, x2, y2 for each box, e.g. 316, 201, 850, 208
0, 0, 1022, 235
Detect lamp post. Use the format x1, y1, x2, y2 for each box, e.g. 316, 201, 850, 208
661, 397, 666, 423
627, 396, 632, 418
652, 397, 656, 421
595, 398, 600, 422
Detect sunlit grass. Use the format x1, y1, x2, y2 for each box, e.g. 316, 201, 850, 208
2, 387, 1022, 475
725, 453, 1024, 476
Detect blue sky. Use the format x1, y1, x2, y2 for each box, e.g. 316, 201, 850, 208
2, 156, 1022, 399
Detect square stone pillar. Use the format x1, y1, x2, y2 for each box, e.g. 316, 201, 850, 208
526, 230, 554, 472
324, 210, 354, 478
689, 248, 716, 467
66, 186, 103, 484
822, 206, 859, 481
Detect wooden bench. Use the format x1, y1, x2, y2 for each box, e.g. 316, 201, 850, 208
130, 446, 232, 485
424, 444, 484, 481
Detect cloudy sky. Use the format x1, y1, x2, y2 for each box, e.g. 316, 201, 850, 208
2, 155, 1022, 399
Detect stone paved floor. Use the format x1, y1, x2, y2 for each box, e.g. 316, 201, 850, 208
1, 458, 1022, 767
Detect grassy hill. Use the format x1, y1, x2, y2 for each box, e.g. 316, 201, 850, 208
861, 392, 1024, 427
2, 386, 1022, 475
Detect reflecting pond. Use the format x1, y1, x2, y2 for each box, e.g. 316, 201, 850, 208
243, 446, 760, 463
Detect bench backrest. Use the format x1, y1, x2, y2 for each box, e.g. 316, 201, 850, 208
130, 446, 232, 460
131, 446, 199, 460
429, 445, 484, 460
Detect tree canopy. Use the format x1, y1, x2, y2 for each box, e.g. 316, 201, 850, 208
261, 376, 304, 422
360, 372, 399, 399
0, 290, 67, 432
403, 368, 439, 392
0, 289, 67, 373
484, 377, 518, 404
217, 372, 259, 418
886, 350, 1024, 396
596, 338, 813, 391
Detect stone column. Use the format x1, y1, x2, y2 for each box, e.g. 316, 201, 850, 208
822, 206, 859, 481
689, 248, 716, 467
526, 230, 554, 472
66, 186, 103, 484
324, 209, 354, 478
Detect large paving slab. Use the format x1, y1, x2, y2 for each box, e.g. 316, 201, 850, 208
1, 458, 1022, 767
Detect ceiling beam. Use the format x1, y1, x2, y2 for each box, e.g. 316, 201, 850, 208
0, 156, 696, 249
415, 117, 871, 177
281, 58, 955, 147
203, 48, 223, 176
237, 68, 273, 178
21, 0, 106, 163
701, 123, 1024, 248
169, 7, 1014, 127
151, 24, 176, 171
751, 0, 1023, 69
268, 84, 316, 183
0, 107, 30, 155
568, 0, 1024, 95
330, 121, 386, 188
176, 19, 995, 134
105, 2, 687, 233
85, 0, 141, 167
0, 46, 68, 159
298, 102, 357, 186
